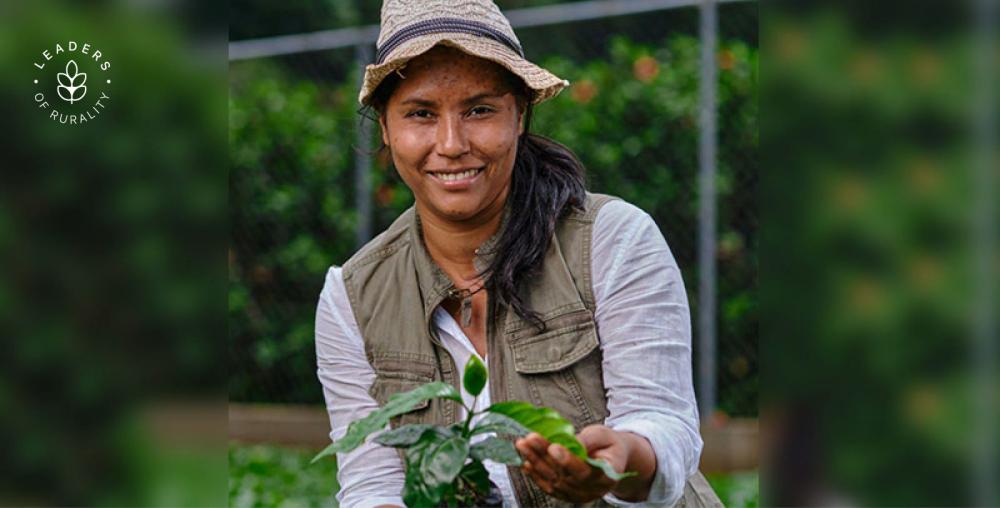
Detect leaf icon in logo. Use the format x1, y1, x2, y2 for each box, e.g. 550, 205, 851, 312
56, 59, 87, 104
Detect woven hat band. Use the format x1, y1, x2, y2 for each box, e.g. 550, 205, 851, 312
375, 18, 525, 65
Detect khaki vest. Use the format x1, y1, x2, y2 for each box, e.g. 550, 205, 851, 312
341, 192, 719, 507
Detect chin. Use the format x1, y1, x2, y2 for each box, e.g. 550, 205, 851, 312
439, 207, 478, 221
432, 202, 481, 221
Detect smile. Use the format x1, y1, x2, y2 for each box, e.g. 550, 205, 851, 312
429, 167, 484, 183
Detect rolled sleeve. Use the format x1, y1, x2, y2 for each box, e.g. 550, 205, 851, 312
315, 266, 406, 508
592, 201, 704, 506
603, 414, 702, 506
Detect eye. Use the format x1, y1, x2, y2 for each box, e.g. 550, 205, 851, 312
405, 109, 433, 119
468, 105, 496, 117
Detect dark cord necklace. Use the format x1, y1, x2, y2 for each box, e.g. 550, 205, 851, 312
446, 282, 486, 327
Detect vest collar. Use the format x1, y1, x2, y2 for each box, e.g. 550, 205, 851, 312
409, 201, 512, 324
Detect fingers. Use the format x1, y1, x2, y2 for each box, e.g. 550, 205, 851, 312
517, 432, 622, 502
577, 425, 629, 479
577, 424, 616, 454
548, 443, 590, 480
546, 444, 616, 502
584, 452, 621, 489
516, 434, 559, 482
522, 460, 555, 494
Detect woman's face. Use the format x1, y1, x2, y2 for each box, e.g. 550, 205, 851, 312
379, 46, 524, 224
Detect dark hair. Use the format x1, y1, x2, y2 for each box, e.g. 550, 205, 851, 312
363, 66, 586, 332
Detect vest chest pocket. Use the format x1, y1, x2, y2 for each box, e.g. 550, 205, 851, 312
367, 355, 437, 428
508, 309, 609, 430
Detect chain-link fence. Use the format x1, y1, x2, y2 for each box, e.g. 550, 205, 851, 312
229, 0, 758, 419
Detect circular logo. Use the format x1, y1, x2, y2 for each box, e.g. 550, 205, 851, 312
32, 41, 112, 125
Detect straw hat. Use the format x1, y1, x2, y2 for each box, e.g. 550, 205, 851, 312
359, 0, 569, 106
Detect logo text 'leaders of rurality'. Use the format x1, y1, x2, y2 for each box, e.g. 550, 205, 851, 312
32, 41, 112, 125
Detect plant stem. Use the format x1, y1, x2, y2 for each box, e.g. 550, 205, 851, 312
461, 394, 478, 437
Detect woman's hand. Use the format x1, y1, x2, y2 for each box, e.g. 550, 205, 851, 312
514, 424, 657, 503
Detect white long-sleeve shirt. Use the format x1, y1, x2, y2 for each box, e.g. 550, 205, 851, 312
315, 199, 702, 507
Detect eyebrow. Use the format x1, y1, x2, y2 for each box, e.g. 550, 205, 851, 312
399, 92, 506, 108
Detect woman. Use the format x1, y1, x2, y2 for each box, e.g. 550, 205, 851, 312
315, 1, 707, 506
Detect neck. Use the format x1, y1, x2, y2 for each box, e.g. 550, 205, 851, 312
418, 197, 507, 287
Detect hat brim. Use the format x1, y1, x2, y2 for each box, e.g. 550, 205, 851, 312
358, 33, 569, 106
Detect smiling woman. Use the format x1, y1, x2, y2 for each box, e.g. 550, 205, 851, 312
375, 46, 522, 228
314, 0, 714, 507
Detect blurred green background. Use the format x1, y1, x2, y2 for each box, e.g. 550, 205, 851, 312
1, 0, 228, 506
761, 3, 998, 506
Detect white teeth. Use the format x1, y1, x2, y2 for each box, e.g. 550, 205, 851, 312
435, 168, 480, 181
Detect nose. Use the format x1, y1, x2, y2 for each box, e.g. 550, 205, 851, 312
435, 114, 470, 158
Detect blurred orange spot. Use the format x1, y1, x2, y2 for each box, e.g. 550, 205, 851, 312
905, 384, 941, 425
710, 410, 730, 429
907, 255, 941, 293
633, 56, 660, 82
849, 50, 882, 83
375, 184, 395, 207
849, 277, 885, 314
775, 27, 806, 61
906, 157, 940, 195
728, 356, 750, 378
717, 50, 736, 71
571, 79, 598, 104
909, 48, 942, 85
832, 175, 868, 211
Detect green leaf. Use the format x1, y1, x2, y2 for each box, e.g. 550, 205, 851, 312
311, 381, 462, 464
402, 460, 433, 508
462, 355, 488, 397
422, 436, 470, 489
585, 457, 638, 481
374, 424, 436, 448
470, 437, 523, 466
403, 431, 447, 507
381, 381, 464, 413
459, 460, 491, 498
485, 401, 563, 429
470, 412, 530, 437
485, 401, 636, 478
546, 432, 588, 459
529, 418, 577, 443
484, 401, 584, 458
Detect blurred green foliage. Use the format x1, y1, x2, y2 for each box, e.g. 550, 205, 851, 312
762, 10, 998, 506
229, 444, 340, 507
228, 443, 759, 508
229, 62, 395, 403
2, 1, 227, 505
229, 35, 758, 417
707, 470, 759, 508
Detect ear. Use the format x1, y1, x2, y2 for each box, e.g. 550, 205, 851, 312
378, 113, 390, 147
517, 104, 526, 136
